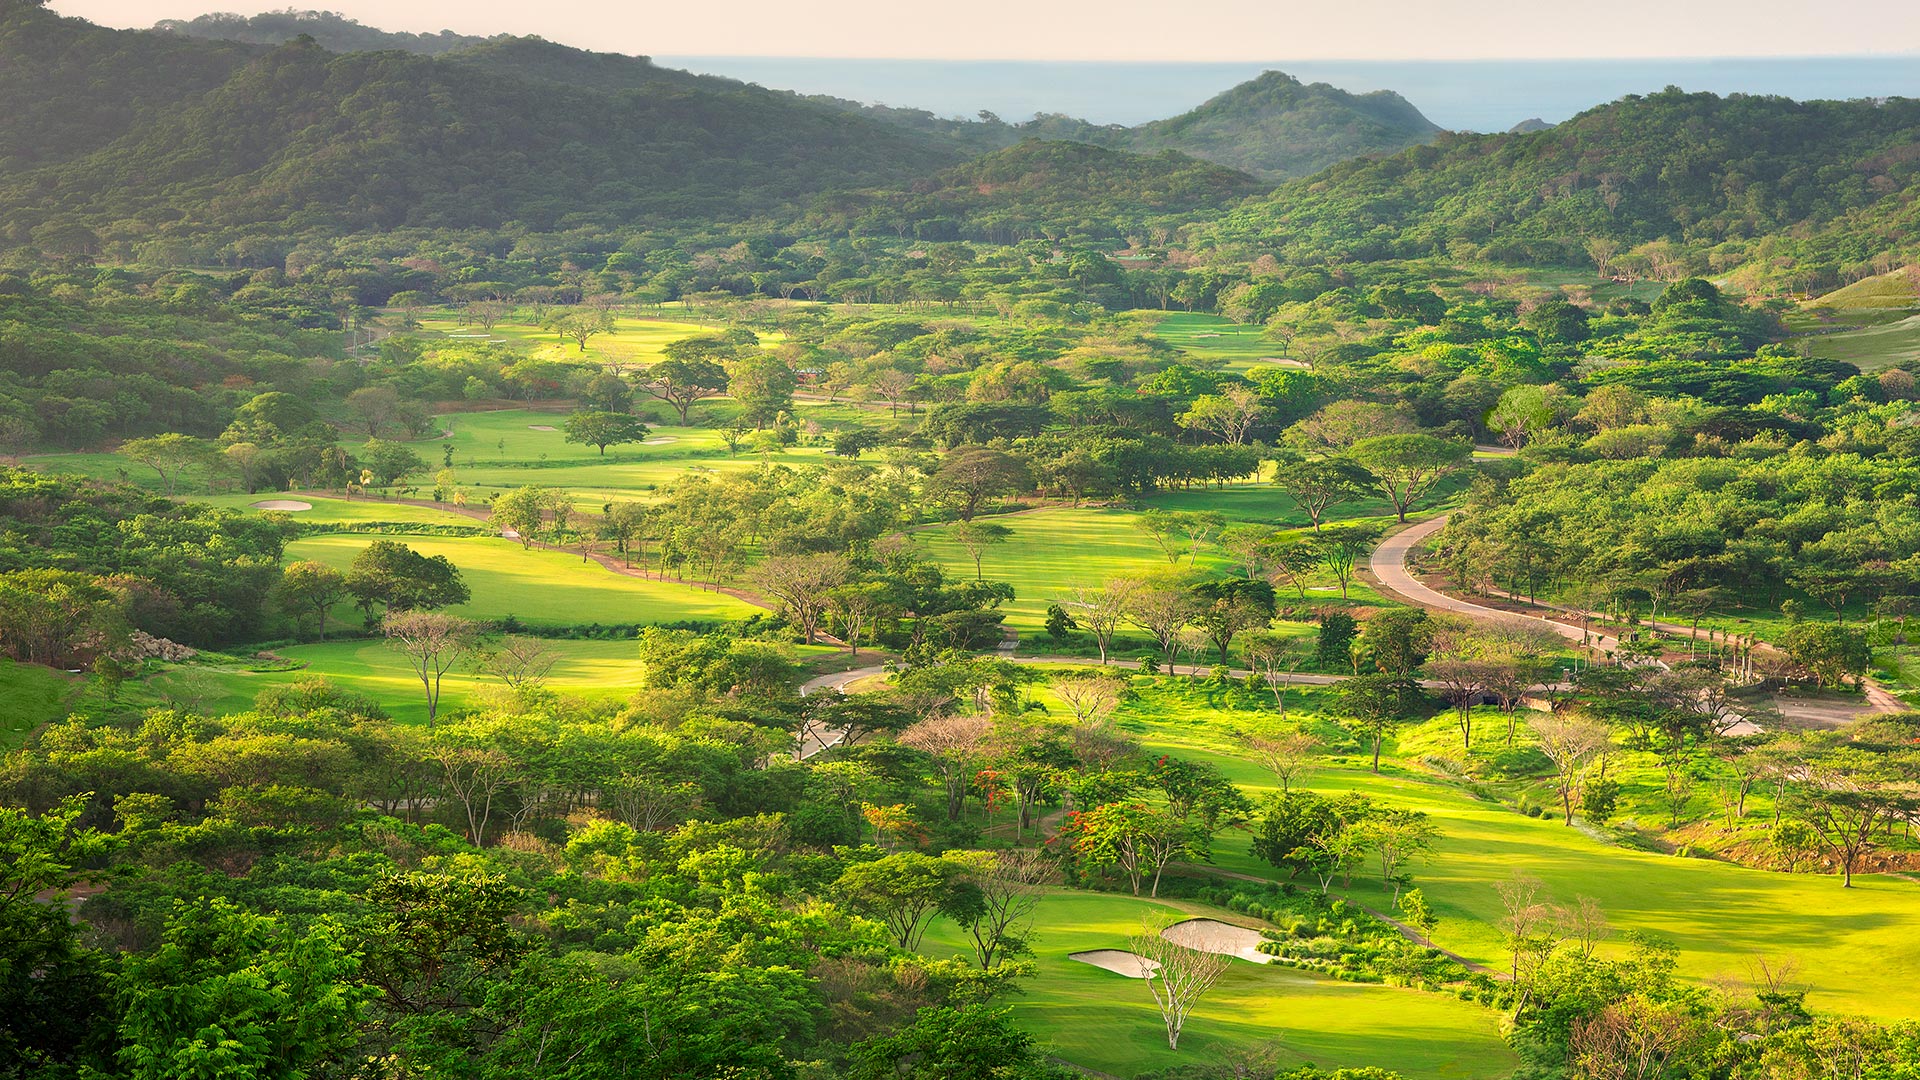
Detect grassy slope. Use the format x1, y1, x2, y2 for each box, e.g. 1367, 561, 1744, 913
0, 659, 79, 750
917, 889, 1515, 1079
411, 313, 724, 368
1109, 684, 1920, 1019
283, 533, 761, 628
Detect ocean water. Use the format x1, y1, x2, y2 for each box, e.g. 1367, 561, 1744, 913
658, 55, 1920, 132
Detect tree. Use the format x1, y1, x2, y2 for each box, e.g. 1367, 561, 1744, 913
1124, 583, 1200, 668
1190, 577, 1276, 662
582, 372, 633, 413
900, 714, 993, 821
347, 385, 405, 437
1239, 631, 1306, 713
1347, 434, 1472, 523
1065, 579, 1136, 664
940, 849, 1057, 969
552, 308, 613, 352
1130, 920, 1234, 1050
114, 898, 370, 1080
1238, 727, 1320, 792
639, 352, 731, 424
1797, 745, 1920, 887
1314, 523, 1381, 600
274, 560, 347, 641
752, 552, 853, 644
1533, 712, 1614, 825
0, 798, 116, 1074
563, 410, 649, 455
1071, 801, 1198, 898
489, 485, 553, 548
1052, 671, 1128, 726
475, 634, 559, 690
382, 611, 479, 725
848, 1004, 1065, 1080
826, 581, 893, 657
121, 433, 216, 495
1274, 457, 1374, 530
727, 354, 798, 428
950, 521, 1014, 581
1336, 672, 1409, 773
1783, 621, 1871, 689
1179, 386, 1265, 445
361, 439, 427, 487
926, 447, 1030, 521
835, 852, 958, 951
345, 540, 470, 617
1359, 808, 1440, 902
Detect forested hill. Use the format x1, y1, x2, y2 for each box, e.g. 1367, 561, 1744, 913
0, 0, 960, 239
1205, 87, 1920, 276
811, 71, 1442, 179
153, 9, 494, 54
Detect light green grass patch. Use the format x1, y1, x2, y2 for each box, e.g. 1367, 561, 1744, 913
283, 533, 760, 628
916, 888, 1515, 1078
0, 659, 79, 749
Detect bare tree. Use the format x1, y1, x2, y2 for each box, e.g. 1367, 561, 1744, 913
476, 634, 559, 690
899, 714, 992, 821
1237, 728, 1321, 793
430, 737, 511, 846
751, 552, 853, 644
1131, 919, 1234, 1050
1533, 711, 1614, 825
603, 774, 702, 831
943, 848, 1059, 969
1126, 585, 1200, 668
1560, 895, 1611, 959
383, 611, 479, 726
1052, 671, 1127, 726
1496, 872, 1558, 986
1065, 579, 1136, 664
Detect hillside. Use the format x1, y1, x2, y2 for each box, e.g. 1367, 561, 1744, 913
153, 8, 493, 54
1205, 87, 1920, 273
0, 1, 958, 238
1124, 71, 1442, 178
815, 70, 1441, 179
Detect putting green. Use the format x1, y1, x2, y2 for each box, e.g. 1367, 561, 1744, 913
283, 533, 761, 628
917, 889, 1515, 1078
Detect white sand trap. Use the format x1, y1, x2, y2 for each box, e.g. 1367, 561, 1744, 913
527, 425, 558, 431
250, 500, 312, 511
1161, 919, 1273, 964
1068, 950, 1161, 978
642, 436, 678, 444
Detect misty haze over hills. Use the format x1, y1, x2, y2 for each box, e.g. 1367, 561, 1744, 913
661, 55, 1920, 131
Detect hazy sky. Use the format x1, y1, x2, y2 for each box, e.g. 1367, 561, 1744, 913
50, 0, 1920, 60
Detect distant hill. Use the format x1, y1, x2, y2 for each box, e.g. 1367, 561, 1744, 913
811, 71, 1441, 179
0, 0, 960, 237
1811, 268, 1920, 309
1205, 88, 1920, 270
1123, 72, 1442, 178
153, 9, 493, 55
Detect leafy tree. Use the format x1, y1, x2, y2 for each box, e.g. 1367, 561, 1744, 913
0, 798, 117, 1075
274, 560, 347, 641
639, 350, 731, 424
344, 539, 470, 618
835, 852, 960, 951
1274, 456, 1375, 530
121, 432, 217, 495
563, 410, 650, 455
926, 447, 1031, 521
1347, 434, 1471, 522
950, 520, 1014, 580
727, 354, 798, 428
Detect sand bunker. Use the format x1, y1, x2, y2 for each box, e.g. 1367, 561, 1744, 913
1161, 918, 1273, 964
643, 436, 678, 444
527, 424, 558, 431
1068, 950, 1161, 978
250, 500, 312, 512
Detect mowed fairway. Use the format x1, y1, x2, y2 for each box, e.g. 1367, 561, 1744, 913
914, 509, 1237, 630
284, 533, 761, 627
412, 313, 725, 367
916, 890, 1515, 1079
1151, 312, 1294, 370
192, 638, 659, 724
1120, 711, 1920, 1020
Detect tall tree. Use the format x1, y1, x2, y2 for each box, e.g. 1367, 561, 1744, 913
1347, 433, 1471, 523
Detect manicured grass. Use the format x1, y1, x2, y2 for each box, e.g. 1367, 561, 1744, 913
916, 889, 1515, 1079
1111, 683, 1920, 1019
1807, 270, 1920, 311
1794, 310, 1920, 371
412, 313, 726, 368
181, 638, 651, 725
0, 659, 79, 750
191, 493, 482, 526
283, 533, 761, 628
1151, 312, 1297, 370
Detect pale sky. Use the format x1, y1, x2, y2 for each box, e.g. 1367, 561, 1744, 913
49, 0, 1920, 60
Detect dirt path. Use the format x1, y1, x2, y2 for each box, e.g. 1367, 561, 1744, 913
1370, 514, 1897, 722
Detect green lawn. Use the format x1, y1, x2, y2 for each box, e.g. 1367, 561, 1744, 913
283, 533, 761, 628
191, 493, 481, 526
0, 659, 79, 750
412, 312, 729, 368
1794, 310, 1920, 371
917, 889, 1515, 1079
1151, 312, 1298, 371
1111, 685, 1920, 1020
